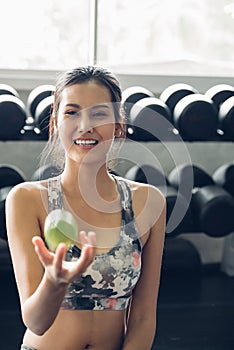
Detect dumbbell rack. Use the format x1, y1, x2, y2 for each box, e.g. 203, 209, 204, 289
122, 83, 234, 277
0, 83, 54, 141
1, 83, 234, 276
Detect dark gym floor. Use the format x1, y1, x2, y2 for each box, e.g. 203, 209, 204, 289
1, 238, 234, 350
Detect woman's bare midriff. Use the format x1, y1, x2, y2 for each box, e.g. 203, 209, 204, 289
23, 309, 126, 350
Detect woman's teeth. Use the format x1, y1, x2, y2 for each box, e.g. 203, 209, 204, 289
74, 139, 98, 145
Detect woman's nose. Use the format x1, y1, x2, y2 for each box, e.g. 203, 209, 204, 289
78, 113, 94, 133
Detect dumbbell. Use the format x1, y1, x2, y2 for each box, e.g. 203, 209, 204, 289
205, 84, 234, 140
172, 94, 218, 141
124, 164, 194, 236
125, 164, 168, 188
160, 83, 198, 114
0, 83, 19, 97
128, 97, 174, 141
0, 165, 26, 240
217, 96, 234, 140
122, 86, 155, 139
26, 84, 55, 139
160, 84, 218, 140
205, 84, 234, 109
31, 164, 61, 181
168, 163, 234, 237
213, 163, 234, 197
122, 86, 155, 118
169, 163, 214, 198
160, 237, 202, 281
0, 84, 27, 140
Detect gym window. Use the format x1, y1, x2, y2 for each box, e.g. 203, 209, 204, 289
0, 0, 233, 91
97, 0, 234, 77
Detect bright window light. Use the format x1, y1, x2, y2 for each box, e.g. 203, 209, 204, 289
0, 0, 90, 70
97, 0, 234, 77
0, 0, 234, 78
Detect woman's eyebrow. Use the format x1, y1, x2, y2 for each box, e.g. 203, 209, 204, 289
64, 103, 81, 109
90, 104, 111, 110
64, 103, 111, 110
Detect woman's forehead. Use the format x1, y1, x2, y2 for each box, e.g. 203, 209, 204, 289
60, 81, 112, 109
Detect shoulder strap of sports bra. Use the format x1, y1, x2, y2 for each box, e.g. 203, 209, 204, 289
113, 175, 141, 245
47, 176, 64, 212
113, 175, 134, 220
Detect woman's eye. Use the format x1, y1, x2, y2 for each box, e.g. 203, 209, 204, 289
92, 111, 108, 118
64, 110, 80, 117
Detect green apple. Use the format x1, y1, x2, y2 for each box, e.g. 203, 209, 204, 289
44, 209, 78, 252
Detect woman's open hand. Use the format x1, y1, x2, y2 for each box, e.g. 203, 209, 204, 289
32, 231, 96, 286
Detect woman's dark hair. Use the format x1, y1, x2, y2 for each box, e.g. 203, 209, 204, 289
41, 65, 126, 171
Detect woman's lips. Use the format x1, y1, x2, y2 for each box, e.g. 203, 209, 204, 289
73, 138, 98, 149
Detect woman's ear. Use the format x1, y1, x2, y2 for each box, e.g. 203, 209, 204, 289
114, 123, 122, 138
49, 114, 58, 135
53, 119, 58, 132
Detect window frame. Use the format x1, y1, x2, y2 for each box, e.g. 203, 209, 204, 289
1, 68, 233, 94
0, 0, 233, 94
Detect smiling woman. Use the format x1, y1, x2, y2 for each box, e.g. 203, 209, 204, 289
6, 65, 166, 350
41, 66, 126, 171
56, 82, 118, 165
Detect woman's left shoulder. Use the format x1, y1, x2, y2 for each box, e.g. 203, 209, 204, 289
121, 178, 166, 246
121, 177, 166, 228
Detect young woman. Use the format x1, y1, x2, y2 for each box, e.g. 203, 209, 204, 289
6, 66, 166, 350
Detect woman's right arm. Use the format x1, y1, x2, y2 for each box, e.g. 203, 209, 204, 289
6, 184, 95, 336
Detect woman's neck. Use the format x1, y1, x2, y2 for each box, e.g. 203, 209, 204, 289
60, 159, 118, 204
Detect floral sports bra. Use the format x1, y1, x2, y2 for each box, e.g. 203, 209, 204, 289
47, 175, 142, 311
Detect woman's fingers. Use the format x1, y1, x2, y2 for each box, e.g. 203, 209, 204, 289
79, 230, 88, 246
32, 236, 54, 266
79, 231, 96, 248
81, 231, 96, 262
71, 231, 96, 275
86, 231, 96, 261
54, 243, 67, 272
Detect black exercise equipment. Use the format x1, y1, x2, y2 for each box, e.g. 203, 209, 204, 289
160, 83, 198, 113
169, 163, 214, 199
26, 84, 55, 139
169, 164, 234, 237
128, 97, 173, 141
204, 84, 234, 140
213, 163, 234, 197
34, 95, 54, 138
192, 185, 234, 237
161, 237, 202, 278
125, 164, 168, 188
173, 94, 218, 141
0, 165, 26, 187
0, 83, 19, 98
205, 84, 234, 109
124, 164, 193, 236
159, 185, 194, 236
0, 165, 26, 240
218, 96, 234, 140
122, 86, 154, 119
0, 93, 27, 140
27, 84, 55, 119
31, 164, 61, 181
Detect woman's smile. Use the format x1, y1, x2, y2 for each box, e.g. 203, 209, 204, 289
73, 138, 99, 150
